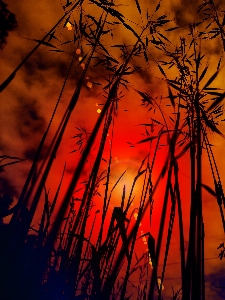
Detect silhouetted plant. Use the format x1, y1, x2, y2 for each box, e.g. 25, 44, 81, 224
1, 1, 225, 300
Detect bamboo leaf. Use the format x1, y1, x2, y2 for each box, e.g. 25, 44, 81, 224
217, 56, 222, 70
166, 26, 180, 31
168, 86, 175, 107
157, 32, 171, 43
157, 15, 167, 20
136, 90, 153, 104
152, 118, 163, 125
139, 123, 153, 127
169, 116, 174, 123
134, 0, 141, 14
201, 109, 224, 136
49, 49, 64, 53
207, 92, 225, 112
168, 80, 188, 94
203, 69, 220, 90
86, 14, 99, 25
155, 2, 160, 12
199, 64, 209, 82
201, 183, 216, 197
137, 136, 158, 144
158, 64, 166, 76
151, 37, 163, 45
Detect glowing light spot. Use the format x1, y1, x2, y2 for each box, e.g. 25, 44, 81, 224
107, 133, 109, 136
139, 222, 142, 227
134, 213, 138, 220
149, 256, 153, 269
86, 77, 89, 80
79, 57, 83, 61
66, 22, 72, 30
157, 278, 164, 290
96, 103, 98, 106
76, 49, 81, 54
87, 82, 92, 88
81, 63, 85, 69
97, 109, 101, 113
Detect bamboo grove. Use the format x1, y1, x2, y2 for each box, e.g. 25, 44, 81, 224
0, 0, 225, 299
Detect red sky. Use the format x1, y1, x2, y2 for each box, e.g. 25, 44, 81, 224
1, 0, 225, 299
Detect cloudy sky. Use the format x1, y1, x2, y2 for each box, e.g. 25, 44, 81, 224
1, 0, 225, 298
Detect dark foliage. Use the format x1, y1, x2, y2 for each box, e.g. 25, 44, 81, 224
0, 0, 17, 50
1, 0, 225, 299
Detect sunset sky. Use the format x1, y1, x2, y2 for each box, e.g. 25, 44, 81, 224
1, 0, 225, 299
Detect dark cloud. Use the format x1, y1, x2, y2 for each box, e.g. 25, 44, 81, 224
205, 269, 225, 299
22, 50, 73, 86
14, 96, 46, 140
23, 143, 49, 161
171, 0, 202, 26
0, 2, 225, 299
207, 37, 223, 56
0, 176, 18, 196
23, 147, 38, 161
5, 0, 62, 38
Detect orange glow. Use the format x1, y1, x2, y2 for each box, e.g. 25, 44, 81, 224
1, 1, 225, 299
66, 21, 72, 30
86, 82, 92, 88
